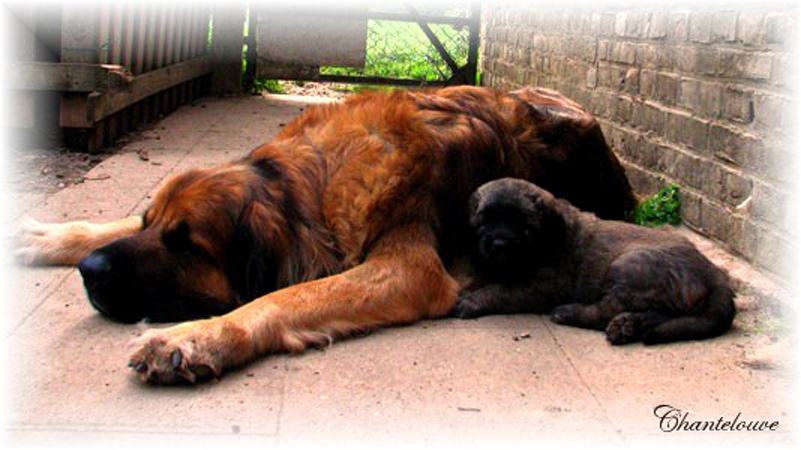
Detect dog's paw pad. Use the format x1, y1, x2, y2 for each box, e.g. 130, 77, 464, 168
128, 333, 219, 385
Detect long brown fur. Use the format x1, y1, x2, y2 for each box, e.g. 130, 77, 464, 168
18, 86, 637, 384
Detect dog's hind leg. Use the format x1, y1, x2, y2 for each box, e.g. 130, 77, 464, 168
605, 311, 670, 345
640, 284, 736, 345
14, 216, 143, 266
549, 294, 626, 331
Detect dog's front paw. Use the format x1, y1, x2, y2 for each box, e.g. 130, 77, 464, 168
549, 304, 584, 325
450, 292, 486, 319
128, 320, 238, 384
605, 312, 639, 345
13, 218, 90, 265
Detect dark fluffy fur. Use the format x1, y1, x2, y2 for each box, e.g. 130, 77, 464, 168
453, 178, 736, 345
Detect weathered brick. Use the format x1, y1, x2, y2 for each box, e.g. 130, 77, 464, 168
640, 44, 673, 70
708, 123, 756, 168
712, 11, 738, 42
750, 180, 784, 224
655, 72, 679, 105
598, 12, 616, 37
753, 92, 786, 131
646, 11, 668, 39
678, 78, 722, 118
680, 188, 703, 227
728, 216, 759, 260
737, 11, 765, 47
613, 95, 633, 122
666, 110, 709, 152
631, 100, 666, 135
607, 41, 638, 64
674, 46, 696, 72
689, 11, 713, 43
753, 228, 789, 277
654, 143, 679, 174
718, 49, 772, 80
668, 12, 689, 42
670, 151, 705, 190
764, 12, 795, 45
621, 163, 662, 197
722, 168, 753, 207
699, 200, 733, 243
771, 53, 792, 86
721, 85, 754, 124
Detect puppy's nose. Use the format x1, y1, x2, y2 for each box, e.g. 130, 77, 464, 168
491, 238, 509, 252
78, 252, 112, 282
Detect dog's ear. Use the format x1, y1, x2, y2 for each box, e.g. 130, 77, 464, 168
527, 192, 566, 245
226, 202, 279, 302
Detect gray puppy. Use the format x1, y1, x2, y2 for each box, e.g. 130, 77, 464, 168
452, 178, 736, 345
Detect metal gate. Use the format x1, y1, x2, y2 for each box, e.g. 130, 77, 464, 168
250, 3, 481, 87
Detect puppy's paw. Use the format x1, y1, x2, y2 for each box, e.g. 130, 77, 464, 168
549, 304, 584, 325
605, 312, 640, 345
450, 293, 486, 319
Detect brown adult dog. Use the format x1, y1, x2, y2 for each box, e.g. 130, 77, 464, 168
18, 86, 636, 383
453, 178, 736, 344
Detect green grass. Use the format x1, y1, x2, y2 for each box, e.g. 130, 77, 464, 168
321, 19, 470, 82
630, 184, 682, 227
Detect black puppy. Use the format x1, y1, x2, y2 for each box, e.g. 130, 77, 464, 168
452, 178, 736, 345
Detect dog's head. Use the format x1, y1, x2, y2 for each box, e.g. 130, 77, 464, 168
77, 159, 329, 323
468, 178, 566, 270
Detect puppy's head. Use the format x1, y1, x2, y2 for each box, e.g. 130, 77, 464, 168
468, 178, 565, 269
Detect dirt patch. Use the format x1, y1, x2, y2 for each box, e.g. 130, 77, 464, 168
7, 129, 147, 195
279, 81, 352, 99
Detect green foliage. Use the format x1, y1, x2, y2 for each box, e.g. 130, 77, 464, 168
253, 79, 286, 94
630, 184, 682, 227
320, 19, 469, 82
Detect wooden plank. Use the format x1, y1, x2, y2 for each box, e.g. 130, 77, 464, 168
7, 62, 133, 91
258, 6, 475, 27
110, 5, 123, 64
188, 8, 199, 59
164, 4, 176, 66
97, 4, 111, 64
144, 5, 158, 72
86, 56, 213, 123
61, 4, 99, 63
123, 4, 136, 69
154, 5, 168, 69
176, 6, 188, 63
134, 5, 148, 75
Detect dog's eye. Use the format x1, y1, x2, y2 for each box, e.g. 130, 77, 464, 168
163, 222, 195, 254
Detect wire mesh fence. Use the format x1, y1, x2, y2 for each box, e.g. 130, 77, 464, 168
321, 10, 471, 82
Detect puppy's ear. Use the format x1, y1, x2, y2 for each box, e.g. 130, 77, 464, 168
528, 193, 566, 244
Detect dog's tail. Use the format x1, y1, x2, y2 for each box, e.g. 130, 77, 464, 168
642, 281, 737, 345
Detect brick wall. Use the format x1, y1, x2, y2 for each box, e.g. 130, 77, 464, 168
480, 5, 797, 278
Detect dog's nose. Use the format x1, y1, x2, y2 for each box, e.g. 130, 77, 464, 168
491, 238, 510, 253
78, 252, 112, 282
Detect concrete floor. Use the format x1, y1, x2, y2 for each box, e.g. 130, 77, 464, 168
3, 94, 797, 448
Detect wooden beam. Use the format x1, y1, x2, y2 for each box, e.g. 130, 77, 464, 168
60, 56, 212, 126
8, 62, 132, 92
257, 7, 474, 27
